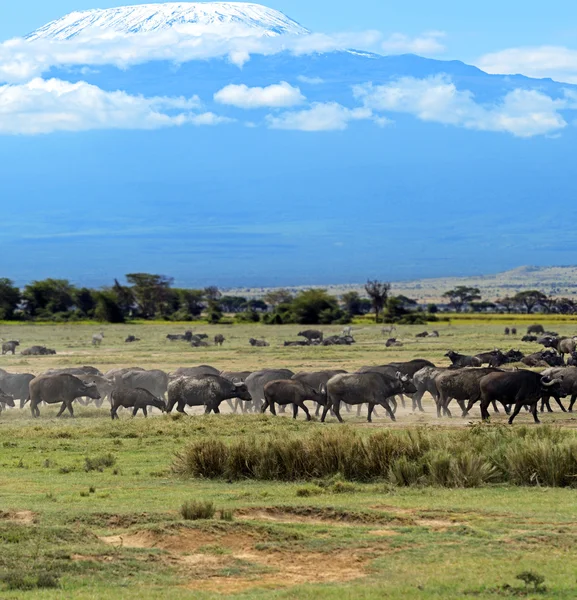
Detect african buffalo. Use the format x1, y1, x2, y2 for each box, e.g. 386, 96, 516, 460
262, 380, 326, 421
292, 370, 347, 416
479, 370, 563, 424
172, 366, 220, 379
114, 369, 169, 401
29, 374, 100, 418
322, 372, 416, 423
435, 367, 504, 418
21, 346, 56, 356
249, 338, 269, 347
527, 325, 545, 334
214, 334, 225, 346
110, 388, 166, 419
298, 330, 323, 342
167, 375, 251, 414
445, 351, 482, 368
245, 369, 295, 411
0, 372, 34, 409
2, 341, 19, 355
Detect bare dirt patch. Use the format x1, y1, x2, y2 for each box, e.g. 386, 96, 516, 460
101, 526, 372, 592
0, 510, 36, 524
237, 505, 405, 526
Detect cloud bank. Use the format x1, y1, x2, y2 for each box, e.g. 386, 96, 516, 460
382, 31, 446, 56
0, 78, 226, 134
354, 76, 573, 137
477, 46, 577, 85
214, 81, 305, 108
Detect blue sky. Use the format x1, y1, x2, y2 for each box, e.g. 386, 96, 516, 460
2, 1, 577, 287
4, 0, 577, 61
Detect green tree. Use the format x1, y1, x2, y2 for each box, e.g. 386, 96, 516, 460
512, 290, 548, 314
206, 300, 223, 324
22, 279, 76, 317
74, 288, 96, 317
175, 289, 205, 317
385, 295, 418, 321
204, 286, 222, 302
264, 289, 294, 308
220, 296, 248, 313
125, 273, 174, 318
94, 292, 125, 323
111, 279, 134, 318
496, 297, 516, 313
341, 291, 367, 315
0, 278, 21, 320
470, 301, 496, 313
291, 289, 342, 324
442, 286, 481, 312
364, 280, 391, 323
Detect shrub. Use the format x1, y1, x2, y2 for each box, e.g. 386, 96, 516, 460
84, 453, 116, 472
180, 500, 215, 520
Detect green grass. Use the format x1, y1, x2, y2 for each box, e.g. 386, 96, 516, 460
1, 321, 577, 597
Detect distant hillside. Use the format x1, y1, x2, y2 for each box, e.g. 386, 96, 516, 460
226, 266, 577, 304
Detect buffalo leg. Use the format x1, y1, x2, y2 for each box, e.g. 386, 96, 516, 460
142, 407, 148, 417
570, 395, 577, 412
552, 395, 567, 412
292, 403, 298, 420
298, 402, 311, 421
332, 400, 344, 423
456, 399, 467, 416
260, 399, 270, 414
367, 403, 375, 423
508, 402, 524, 424
388, 397, 398, 415
132, 407, 140, 417
379, 400, 396, 422
491, 401, 500, 414
269, 402, 277, 416
530, 403, 541, 424
480, 399, 492, 421
176, 402, 187, 415
320, 402, 331, 422
399, 394, 406, 409
110, 407, 118, 420
540, 396, 553, 413
56, 402, 68, 418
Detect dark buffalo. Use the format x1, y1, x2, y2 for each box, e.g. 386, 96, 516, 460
435, 367, 504, 418
214, 334, 225, 346
125, 335, 140, 343
21, 346, 56, 356
445, 350, 482, 368
292, 370, 347, 416
245, 369, 295, 411
221, 371, 252, 413
298, 329, 323, 342
527, 325, 545, 334
322, 372, 416, 423
522, 350, 564, 367
0, 373, 35, 409
262, 380, 326, 421
29, 374, 100, 418
249, 338, 269, 347
385, 338, 403, 347
172, 366, 220, 379
539, 336, 577, 359
284, 340, 310, 346
167, 375, 251, 414
479, 371, 563, 424
522, 335, 538, 342
540, 366, 577, 412
110, 388, 166, 419
411, 366, 447, 412
504, 328, 510, 335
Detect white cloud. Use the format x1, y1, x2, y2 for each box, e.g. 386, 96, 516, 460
382, 31, 446, 56
297, 75, 325, 85
354, 75, 572, 137
0, 78, 229, 134
214, 81, 305, 108
266, 102, 374, 132
477, 46, 577, 84
0, 30, 384, 84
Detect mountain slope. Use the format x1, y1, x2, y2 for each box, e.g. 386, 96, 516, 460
26, 2, 310, 40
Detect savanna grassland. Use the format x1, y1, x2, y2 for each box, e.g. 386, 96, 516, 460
1, 318, 577, 598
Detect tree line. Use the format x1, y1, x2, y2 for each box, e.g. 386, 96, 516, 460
0, 276, 573, 324
0, 275, 434, 325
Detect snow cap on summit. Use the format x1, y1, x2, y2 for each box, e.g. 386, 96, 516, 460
26, 2, 310, 41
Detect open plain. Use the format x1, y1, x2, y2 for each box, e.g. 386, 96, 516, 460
1, 319, 577, 598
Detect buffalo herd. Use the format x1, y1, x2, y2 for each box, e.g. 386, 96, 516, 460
0, 324, 576, 425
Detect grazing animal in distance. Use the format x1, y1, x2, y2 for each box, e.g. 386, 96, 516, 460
92, 332, 104, 346
125, 335, 140, 343
504, 328, 510, 335
1, 340, 19, 355
527, 324, 545, 335
298, 329, 323, 343
511, 328, 517, 335
214, 334, 225, 346
416, 331, 429, 338
249, 338, 269, 347
382, 325, 396, 337
342, 326, 352, 337
522, 335, 538, 342
386, 338, 403, 347
21, 346, 56, 355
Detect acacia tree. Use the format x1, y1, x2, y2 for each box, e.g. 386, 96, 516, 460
22, 279, 76, 317
512, 290, 547, 314
442, 286, 481, 312
126, 273, 174, 318
496, 297, 516, 313
364, 280, 391, 323
263, 289, 294, 308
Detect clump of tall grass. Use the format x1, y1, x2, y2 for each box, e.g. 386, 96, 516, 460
172, 426, 577, 488
180, 500, 215, 520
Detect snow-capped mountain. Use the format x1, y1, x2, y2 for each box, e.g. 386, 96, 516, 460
26, 2, 310, 40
